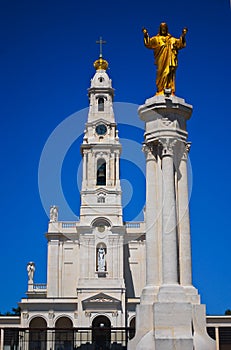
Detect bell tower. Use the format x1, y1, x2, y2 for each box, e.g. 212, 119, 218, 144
80, 52, 122, 227
76, 48, 126, 328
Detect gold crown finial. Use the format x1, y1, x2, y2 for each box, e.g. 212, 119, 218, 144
94, 57, 108, 71
94, 36, 108, 71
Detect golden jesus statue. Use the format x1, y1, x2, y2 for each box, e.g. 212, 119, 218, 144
142, 23, 188, 95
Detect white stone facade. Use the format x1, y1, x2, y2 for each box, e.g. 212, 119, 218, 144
18, 60, 146, 332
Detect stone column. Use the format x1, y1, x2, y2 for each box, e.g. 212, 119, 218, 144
115, 152, 119, 185
143, 144, 160, 288
111, 152, 115, 185
0, 329, 4, 350
215, 327, 219, 350
161, 138, 178, 285
106, 154, 110, 186
178, 143, 192, 286
82, 150, 87, 189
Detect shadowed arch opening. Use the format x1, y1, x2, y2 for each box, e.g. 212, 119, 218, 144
92, 217, 111, 228
97, 158, 106, 185
29, 317, 47, 350
55, 317, 73, 350
98, 97, 104, 111
92, 315, 111, 349
129, 317, 136, 340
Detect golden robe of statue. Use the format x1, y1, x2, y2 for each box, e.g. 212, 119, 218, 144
143, 23, 188, 95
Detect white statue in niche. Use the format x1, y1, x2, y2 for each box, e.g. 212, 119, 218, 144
98, 246, 106, 272
50, 205, 58, 222
27, 262, 35, 283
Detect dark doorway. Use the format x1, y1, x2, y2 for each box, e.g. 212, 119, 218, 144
92, 315, 111, 350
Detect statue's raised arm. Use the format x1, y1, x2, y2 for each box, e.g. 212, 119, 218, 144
142, 23, 188, 96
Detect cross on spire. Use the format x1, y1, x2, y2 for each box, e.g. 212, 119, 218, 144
96, 36, 106, 58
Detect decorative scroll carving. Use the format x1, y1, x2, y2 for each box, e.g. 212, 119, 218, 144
142, 143, 158, 160
182, 142, 191, 160
161, 117, 173, 127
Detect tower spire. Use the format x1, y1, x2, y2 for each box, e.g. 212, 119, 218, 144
96, 36, 106, 58
94, 36, 108, 71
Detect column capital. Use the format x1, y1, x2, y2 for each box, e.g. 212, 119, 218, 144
142, 143, 158, 161
159, 138, 177, 157
181, 142, 191, 160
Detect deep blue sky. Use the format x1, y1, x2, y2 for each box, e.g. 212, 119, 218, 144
0, 0, 230, 315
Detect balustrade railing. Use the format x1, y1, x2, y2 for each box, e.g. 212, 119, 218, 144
33, 283, 47, 290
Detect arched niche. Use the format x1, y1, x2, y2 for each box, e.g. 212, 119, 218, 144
96, 242, 107, 274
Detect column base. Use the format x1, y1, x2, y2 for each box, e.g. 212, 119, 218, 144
157, 284, 187, 302
128, 301, 216, 350
184, 285, 201, 304
140, 285, 159, 304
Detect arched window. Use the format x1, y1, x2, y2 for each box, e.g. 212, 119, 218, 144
98, 195, 105, 203
97, 159, 106, 185
97, 192, 106, 203
98, 97, 104, 111
92, 217, 111, 229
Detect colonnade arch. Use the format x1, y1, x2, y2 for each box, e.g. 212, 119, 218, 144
55, 316, 73, 350
29, 317, 47, 350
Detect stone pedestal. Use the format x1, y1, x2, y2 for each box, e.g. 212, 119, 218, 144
128, 95, 215, 350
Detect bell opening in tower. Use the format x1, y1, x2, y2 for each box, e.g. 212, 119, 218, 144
97, 159, 106, 185
98, 97, 104, 111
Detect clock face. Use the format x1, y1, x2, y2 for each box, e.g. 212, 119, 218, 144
96, 124, 107, 135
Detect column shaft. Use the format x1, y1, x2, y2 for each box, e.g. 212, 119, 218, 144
145, 145, 160, 286
115, 152, 119, 185
215, 327, 219, 350
178, 145, 192, 286
162, 147, 178, 284
82, 151, 87, 188
0, 329, 4, 350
